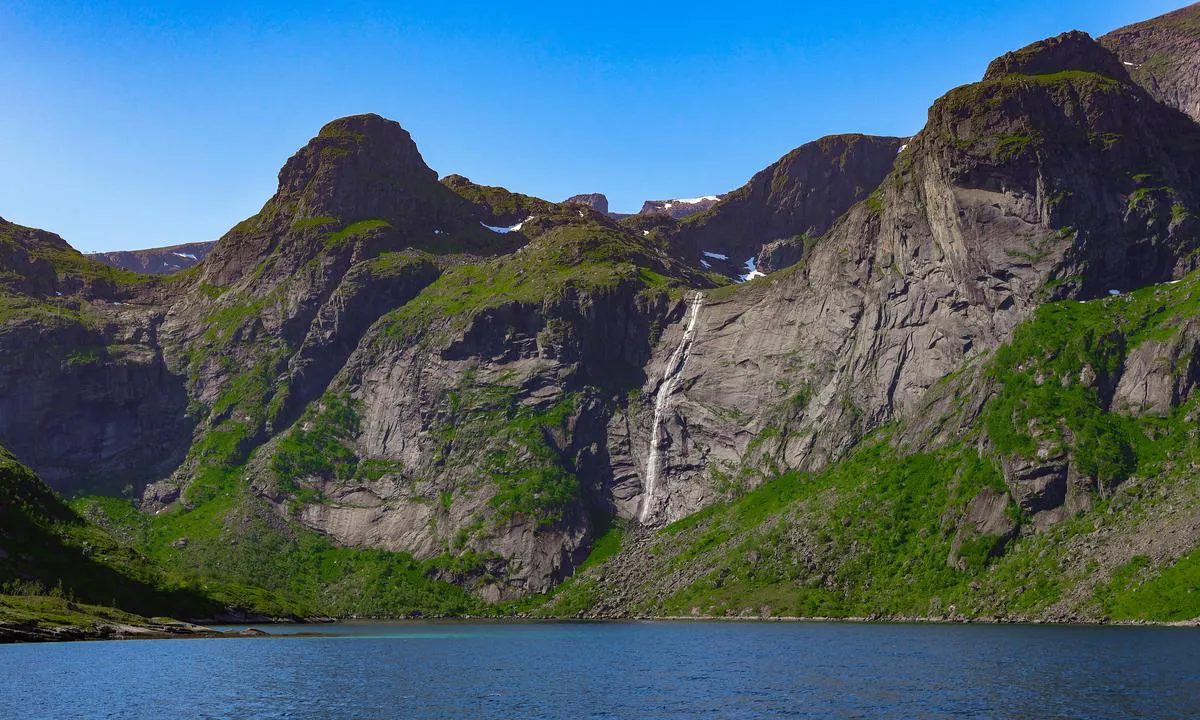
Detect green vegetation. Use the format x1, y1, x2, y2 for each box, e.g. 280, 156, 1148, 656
292, 216, 338, 231
643, 443, 1011, 618
0, 293, 88, 327
944, 70, 1123, 111
984, 273, 1200, 487
0, 445, 304, 621
271, 393, 402, 488
442, 175, 555, 221
76, 491, 483, 618
1099, 551, 1200, 621
0, 591, 150, 630
0, 220, 153, 290
434, 382, 581, 529
864, 187, 885, 215
379, 220, 685, 347
994, 133, 1038, 161
325, 219, 392, 248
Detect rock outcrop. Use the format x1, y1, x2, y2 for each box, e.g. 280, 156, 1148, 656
668, 134, 907, 277
565, 193, 609, 214
1102, 3, 1200, 123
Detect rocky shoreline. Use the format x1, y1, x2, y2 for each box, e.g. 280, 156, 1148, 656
0, 620, 276, 644
3, 612, 1196, 645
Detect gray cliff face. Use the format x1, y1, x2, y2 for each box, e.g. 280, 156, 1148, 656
615, 32, 1200, 528
0, 219, 194, 497
1112, 317, 1200, 417
0, 308, 193, 497
1102, 3, 1200, 124
274, 257, 679, 598
666, 134, 907, 279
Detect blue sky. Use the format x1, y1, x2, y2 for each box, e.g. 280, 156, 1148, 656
0, 0, 1185, 252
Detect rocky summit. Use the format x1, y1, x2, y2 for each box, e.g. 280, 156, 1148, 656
4, 4, 1200, 627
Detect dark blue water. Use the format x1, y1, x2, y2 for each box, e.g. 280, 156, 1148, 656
1, 621, 1197, 719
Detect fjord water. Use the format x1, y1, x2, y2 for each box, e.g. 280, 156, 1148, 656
3, 622, 1197, 719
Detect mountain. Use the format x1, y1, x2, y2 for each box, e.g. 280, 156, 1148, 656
665, 134, 907, 278
541, 27, 1200, 621
1101, 2, 1200, 123
3, 5, 1200, 626
88, 241, 216, 274
564, 193, 610, 214
638, 196, 725, 219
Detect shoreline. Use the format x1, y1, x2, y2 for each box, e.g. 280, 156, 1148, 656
4, 612, 1196, 646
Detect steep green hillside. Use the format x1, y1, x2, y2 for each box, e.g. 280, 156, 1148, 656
73, 493, 485, 618
541, 272, 1200, 621
0, 445, 311, 625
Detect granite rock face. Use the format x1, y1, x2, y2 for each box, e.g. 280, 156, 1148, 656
1102, 3, 1200, 123
0, 312, 193, 496
668, 134, 907, 277
613, 31, 1200, 527
0, 219, 193, 496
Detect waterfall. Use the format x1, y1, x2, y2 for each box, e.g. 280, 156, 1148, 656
640, 291, 704, 523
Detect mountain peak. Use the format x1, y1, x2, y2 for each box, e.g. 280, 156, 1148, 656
565, 193, 609, 214
1101, 3, 1200, 124
983, 30, 1131, 82
316, 112, 408, 139
275, 113, 437, 221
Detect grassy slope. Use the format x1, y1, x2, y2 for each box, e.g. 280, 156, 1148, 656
532, 272, 1200, 621
0, 594, 151, 629
0, 446, 308, 624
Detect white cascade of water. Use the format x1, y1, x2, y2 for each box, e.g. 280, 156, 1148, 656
640, 291, 704, 523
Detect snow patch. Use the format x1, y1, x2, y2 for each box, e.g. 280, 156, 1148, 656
643, 230, 650, 237
739, 256, 765, 282
897, 144, 908, 154
661, 196, 718, 212
700, 260, 712, 269
702, 251, 729, 261
1108, 289, 1122, 296
172, 252, 197, 260
482, 216, 533, 234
